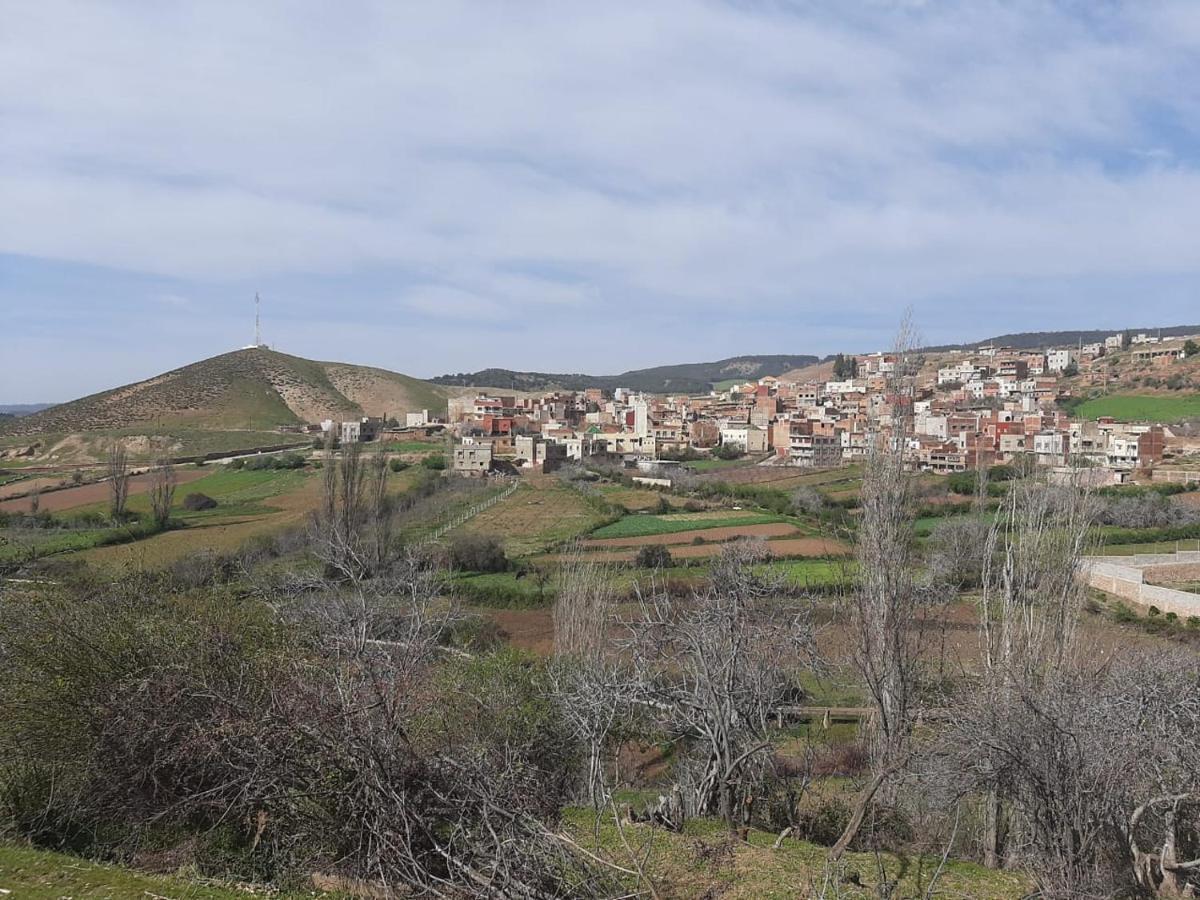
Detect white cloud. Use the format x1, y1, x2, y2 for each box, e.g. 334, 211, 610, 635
3, 0, 1200, 394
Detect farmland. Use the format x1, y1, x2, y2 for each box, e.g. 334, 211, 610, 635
1072, 392, 1200, 423
457, 475, 611, 556
590, 509, 791, 540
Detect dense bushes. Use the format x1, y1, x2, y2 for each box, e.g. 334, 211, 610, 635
449, 533, 509, 573
182, 492, 218, 511
228, 452, 306, 471
1100, 492, 1200, 529
634, 544, 672, 568
0, 574, 604, 895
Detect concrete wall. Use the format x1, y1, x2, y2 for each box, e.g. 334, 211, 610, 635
1081, 553, 1200, 618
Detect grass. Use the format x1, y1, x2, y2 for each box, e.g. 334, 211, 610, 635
458, 477, 612, 557
1100, 538, 1200, 556
595, 484, 692, 511
757, 557, 850, 587
376, 440, 448, 454
687, 457, 757, 472
591, 511, 787, 540
1073, 393, 1200, 423
0, 843, 328, 899
559, 810, 1030, 899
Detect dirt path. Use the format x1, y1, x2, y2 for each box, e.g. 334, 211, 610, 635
0, 469, 209, 513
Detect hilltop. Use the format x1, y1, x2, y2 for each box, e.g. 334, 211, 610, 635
431, 354, 823, 394
1, 348, 448, 437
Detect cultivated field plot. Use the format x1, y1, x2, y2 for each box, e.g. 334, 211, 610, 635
574, 537, 848, 562
78, 468, 319, 568
697, 464, 860, 487
0, 469, 210, 514
591, 509, 785, 539
594, 483, 695, 511
584, 521, 801, 547
1073, 393, 1200, 423
457, 475, 610, 557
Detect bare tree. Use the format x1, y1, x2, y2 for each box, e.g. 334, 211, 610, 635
625, 539, 816, 828
106, 441, 130, 521
550, 547, 627, 808
147, 457, 176, 527
311, 441, 398, 581
832, 313, 931, 860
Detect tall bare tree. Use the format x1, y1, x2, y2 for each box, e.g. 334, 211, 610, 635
106, 441, 130, 521
971, 469, 1098, 869
550, 547, 628, 808
832, 314, 930, 860
147, 456, 176, 527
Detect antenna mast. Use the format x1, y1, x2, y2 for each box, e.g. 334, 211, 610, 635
255, 293, 262, 347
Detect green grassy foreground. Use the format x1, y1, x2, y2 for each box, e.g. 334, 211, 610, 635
0, 844, 330, 899
560, 811, 1030, 899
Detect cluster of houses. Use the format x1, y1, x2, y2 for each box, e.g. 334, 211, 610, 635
312, 331, 1197, 484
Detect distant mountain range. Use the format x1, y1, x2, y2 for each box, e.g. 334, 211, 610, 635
432, 324, 1200, 392
431, 355, 824, 394
0, 404, 54, 417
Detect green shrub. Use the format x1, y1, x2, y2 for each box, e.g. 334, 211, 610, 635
634, 544, 672, 568
182, 493, 218, 511
421, 454, 446, 470
1111, 602, 1138, 623
389, 458, 410, 473
449, 534, 508, 573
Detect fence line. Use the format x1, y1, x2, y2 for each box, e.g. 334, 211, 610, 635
426, 478, 520, 543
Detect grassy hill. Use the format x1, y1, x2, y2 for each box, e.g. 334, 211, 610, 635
431, 355, 823, 394
0, 349, 448, 437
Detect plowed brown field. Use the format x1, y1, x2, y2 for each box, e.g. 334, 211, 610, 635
0, 469, 209, 513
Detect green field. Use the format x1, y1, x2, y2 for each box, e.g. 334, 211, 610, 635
0, 468, 314, 565
1073, 393, 1200, 423
377, 440, 448, 454
591, 511, 788, 539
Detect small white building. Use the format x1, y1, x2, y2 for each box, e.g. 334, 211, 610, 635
1046, 349, 1075, 372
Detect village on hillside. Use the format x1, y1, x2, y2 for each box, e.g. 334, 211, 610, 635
318, 331, 1200, 486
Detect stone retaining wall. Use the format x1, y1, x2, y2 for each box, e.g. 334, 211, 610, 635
1081, 553, 1200, 618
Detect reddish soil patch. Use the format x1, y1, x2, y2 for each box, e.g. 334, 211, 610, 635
0, 469, 208, 513
582, 522, 801, 548
1173, 492, 1200, 509
0, 477, 68, 501
481, 607, 554, 655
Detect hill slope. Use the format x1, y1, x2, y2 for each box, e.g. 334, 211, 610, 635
432, 355, 822, 393
0, 349, 448, 436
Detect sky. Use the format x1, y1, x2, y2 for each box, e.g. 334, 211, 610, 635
3, 1, 1200, 402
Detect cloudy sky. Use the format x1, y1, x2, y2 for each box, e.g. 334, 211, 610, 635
3, 1, 1200, 401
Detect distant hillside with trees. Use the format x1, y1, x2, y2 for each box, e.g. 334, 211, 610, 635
432, 354, 823, 393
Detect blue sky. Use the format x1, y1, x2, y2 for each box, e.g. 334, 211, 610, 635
3, 1, 1200, 402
